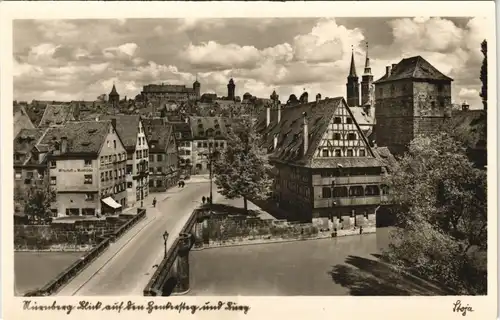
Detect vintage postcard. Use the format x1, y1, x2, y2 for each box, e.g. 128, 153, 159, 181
0, 1, 497, 320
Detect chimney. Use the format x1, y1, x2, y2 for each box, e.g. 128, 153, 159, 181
302, 112, 308, 156
274, 134, 278, 149
277, 105, 281, 123
391, 64, 397, 74
111, 118, 117, 129
61, 137, 68, 153
385, 66, 392, 77
364, 105, 371, 118
266, 105, 271, 127
316, 93, 321, 102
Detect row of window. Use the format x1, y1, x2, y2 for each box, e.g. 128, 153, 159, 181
149, 167, 168, 174
99, 153, 127, 167
101, 169, 127, 182
328, 132, 358, 140
317, 148, 366, 157
135, 149, 149, 160
318, 167, 381, 177
149, 154, 165, 162
137, 136, 147, 146
377, 83, 445, 96
101, 182, 127, 197
178, 141, 191, 147
196, 141, 225, 149
14, 170, 43, 180
333, 117, 353, 124
49, 174, 92, 185
320, 185, 389, 198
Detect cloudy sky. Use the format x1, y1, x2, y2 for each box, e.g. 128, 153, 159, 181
14, 17, 487, 108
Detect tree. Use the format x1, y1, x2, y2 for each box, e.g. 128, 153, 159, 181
479, 40, 487, 110
23, 184, 56, 224
212, 116, 272, 212
384, 132, 487, 294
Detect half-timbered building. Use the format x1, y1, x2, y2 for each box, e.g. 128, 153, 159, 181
256, 94, 393, 223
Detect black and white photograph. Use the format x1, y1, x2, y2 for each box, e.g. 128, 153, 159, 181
1, 1, 497, 319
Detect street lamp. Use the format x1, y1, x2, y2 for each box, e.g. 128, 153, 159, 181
163, 230, 169, 259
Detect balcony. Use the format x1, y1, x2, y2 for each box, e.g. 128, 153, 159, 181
313, 175, 383, 186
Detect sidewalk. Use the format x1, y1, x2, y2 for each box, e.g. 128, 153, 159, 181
122, 191, 173, 214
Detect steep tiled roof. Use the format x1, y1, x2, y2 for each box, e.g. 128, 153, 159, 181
143, 121, 173, 153
374, 56, 453, 84
172, 122, 193, 140
257, 97, 383, 169
38, 104, 77, 127
25, 104, 47, 127
349, 106, 374, 127
13, 128, 47, 165
38, 121, 112, 157
100, 115, 141, 151
14, 105, 36, 137
188, 116, 230, 140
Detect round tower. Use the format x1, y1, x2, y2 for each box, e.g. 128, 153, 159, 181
227, 78, 236, 101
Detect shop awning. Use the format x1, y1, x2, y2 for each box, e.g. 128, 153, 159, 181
102, 197, 122, 209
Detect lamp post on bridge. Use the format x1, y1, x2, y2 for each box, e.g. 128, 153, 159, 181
163, 230, 169, 259
208, 135, 215, 209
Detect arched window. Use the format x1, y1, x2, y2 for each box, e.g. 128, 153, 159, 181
322, 187, 332, 198
365, 185, 380, 196
322, 149, 329, 157
346, 149, 354, 157
359, 149, 366, 157
335, 149, 342, 157
349, 186, 364, 197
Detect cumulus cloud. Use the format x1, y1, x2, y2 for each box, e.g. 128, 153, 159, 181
13, 17, 486, 108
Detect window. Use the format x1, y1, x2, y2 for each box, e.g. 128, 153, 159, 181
185, 150, 191, 156
113, 140, 117, 148
50, 161, 57, 168
365, 185, 380, 196
335, 149, 342, 157
127, 182, 133, 188
114, 170, 118, 179
322, 187, 332, 198
333, 117, 342, 124
149, 155, 154, 162
347, 149, 354, 157
197, 142, 202, 148
82, 208, 95, 215
85, 193, 95, 201
346, 117, 353, 124
347, 133, 356, 140
157, 154, 163, 162
359, 149, 366, 157
322, 149, 329, 157
203, 142, 208, 148
126, 165, 132, 174
333, 133, 341, 140
15, 169, 22, 180
84, 175, 92, 184
51, 177, 56, 185
84, 159, 92, 167
431, 101, 435, 108
157, 167, 163, 174
220, 142, 225, 148
127, 153, 133, 160
107, 141, 110, 148
349, 186, 364, 197
381, 184, 390, 195
333, 187, 348, 198
150, 167, 155, 174
101, 172, 104, 181
149, 179, 154, 187
209, 142, 213, 148
440, 101, 445, 108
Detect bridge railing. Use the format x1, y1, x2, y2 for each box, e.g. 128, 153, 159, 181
23, 208, 147, 297
143, 207, 201, 296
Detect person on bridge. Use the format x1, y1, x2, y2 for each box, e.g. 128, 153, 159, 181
178, 181, 181, 188
181, 181, 185, 188
152, 197, 157, 208
202, 196, 206, 204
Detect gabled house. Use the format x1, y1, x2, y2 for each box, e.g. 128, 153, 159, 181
13, 104, 36, 137
171, 121, 194, 176
142, 118, 179, 191
100, 115, 149, 207
39, 120, 128, 217
256, 96, 391, 223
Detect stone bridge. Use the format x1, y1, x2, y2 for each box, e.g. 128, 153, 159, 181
143, 208, 209, 296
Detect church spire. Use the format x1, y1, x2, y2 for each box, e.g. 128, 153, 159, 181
348, 46, 357, 77
363, 41, 372, 75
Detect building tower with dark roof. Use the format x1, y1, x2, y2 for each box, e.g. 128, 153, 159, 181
346, 48, 360, 107
361, 42, 374, 111
373, 55, 453, 156
109, 84, 120, 113
227, 78, 236, 101
193, 76, 201, 100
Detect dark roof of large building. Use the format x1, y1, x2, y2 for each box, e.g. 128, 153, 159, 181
38, 121, 113, 157
172, 122, 193, 140
100, 115, 141, 151
256, 97, 382, 169
38, 104, 77, 127
143, 121, 174, 153
13, 128, 47, 165
188, 116, 231, 140
374, 56, 453, 84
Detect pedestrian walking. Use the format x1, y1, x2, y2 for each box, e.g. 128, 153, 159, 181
178, 181, 181, 188
181, 181, 185, 188
153, 197, 157, 208
202, 196, 206, 204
